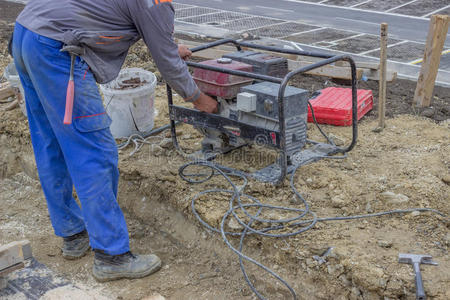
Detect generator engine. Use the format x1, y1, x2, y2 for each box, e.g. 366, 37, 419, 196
223, 50, 288, 78
192, 54, 308, 161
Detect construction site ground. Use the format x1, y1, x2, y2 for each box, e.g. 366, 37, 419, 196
1, 3, 450, 300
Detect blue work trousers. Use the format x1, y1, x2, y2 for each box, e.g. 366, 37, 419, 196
12, 22, 130, 255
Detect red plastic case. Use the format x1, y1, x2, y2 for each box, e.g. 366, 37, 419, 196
193, 59, 253, 99
307, 87, 373, 126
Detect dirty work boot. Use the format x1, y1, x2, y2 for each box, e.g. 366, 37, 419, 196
92, 250, 161, 282
62, 230, 90, 260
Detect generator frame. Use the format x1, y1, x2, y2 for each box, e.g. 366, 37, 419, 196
167, 38, 358, 185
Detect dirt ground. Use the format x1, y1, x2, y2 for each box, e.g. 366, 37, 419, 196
1, 15, 450, 300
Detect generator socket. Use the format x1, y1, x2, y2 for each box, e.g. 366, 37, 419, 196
237, 92, 257, 112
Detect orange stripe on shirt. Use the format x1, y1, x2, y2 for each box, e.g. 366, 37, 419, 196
99, 36, 123, 40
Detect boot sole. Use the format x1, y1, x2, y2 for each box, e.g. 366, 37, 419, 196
92, 258, 162, 282
62, 245, 91, 260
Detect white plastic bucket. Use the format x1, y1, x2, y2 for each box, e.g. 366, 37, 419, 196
100, 68, 157, 138
4, 62, 27, 117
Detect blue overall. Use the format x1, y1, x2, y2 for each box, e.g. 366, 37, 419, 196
12, 23, 130, 255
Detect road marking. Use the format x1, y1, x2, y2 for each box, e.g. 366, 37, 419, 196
318, 0, 329, 3
255, 5, 292, 13
280, 27, 325, 39
351, 0, 373, 8
409, 49, 450, 65
358, 40, 409, 55
386, 0, 419, 13
236, 21, 291, 33
327, 33, 366, 43
335, 17, 379, 26
422, 4, 450, 18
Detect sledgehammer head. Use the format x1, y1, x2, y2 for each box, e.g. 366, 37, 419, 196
398, 253, 438, 266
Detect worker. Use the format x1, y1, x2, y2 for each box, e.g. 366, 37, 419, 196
11, 0, 217, 282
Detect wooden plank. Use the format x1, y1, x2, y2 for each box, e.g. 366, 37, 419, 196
336, 60, 398, 82
413, 15, 449, 107
0, 240, 31, 271
288, 60, 364, 80
0, 83, 14, 100
378, 23, 388, 130
362, 68, 397, 82
335, 60, 380, 70
0, 262, 24, 277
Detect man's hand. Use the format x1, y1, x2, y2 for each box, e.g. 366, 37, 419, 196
192, 93, 218, 113
178, 44, 192, 61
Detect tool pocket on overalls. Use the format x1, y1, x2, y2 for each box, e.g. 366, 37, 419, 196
36, 35, 68, 61
73, 79, 112, 133
73, 112, 112, 133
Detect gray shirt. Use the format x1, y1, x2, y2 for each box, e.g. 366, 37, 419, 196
17, 0, 200, 102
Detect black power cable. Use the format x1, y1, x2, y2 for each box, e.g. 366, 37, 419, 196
180, 159, 447, 300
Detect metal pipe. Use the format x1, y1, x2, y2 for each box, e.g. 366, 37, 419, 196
238, 41, 334, 59
189, 38, 241, 53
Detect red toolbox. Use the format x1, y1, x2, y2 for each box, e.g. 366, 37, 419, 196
307, 87, 373, 126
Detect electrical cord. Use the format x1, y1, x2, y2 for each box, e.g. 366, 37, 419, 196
117, 100, 447, 299
180, 159, 447, 300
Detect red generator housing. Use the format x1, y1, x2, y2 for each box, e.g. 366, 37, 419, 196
307, 87, 373, 126
192, 58, 253, 99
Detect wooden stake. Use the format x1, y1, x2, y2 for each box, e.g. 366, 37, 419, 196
378, 23, 388, 130
413, 15, 449, 107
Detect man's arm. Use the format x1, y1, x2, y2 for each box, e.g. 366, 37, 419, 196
128, 0, 216, 112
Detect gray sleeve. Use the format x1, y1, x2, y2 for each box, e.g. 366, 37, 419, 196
129, 0, 200, 102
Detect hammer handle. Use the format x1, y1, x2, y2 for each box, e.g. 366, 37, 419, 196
63, 54, 76, 125
63, 80, 74, 125
413, 263, 426, 300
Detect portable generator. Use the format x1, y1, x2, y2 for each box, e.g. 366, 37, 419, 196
167, 39, 358, 184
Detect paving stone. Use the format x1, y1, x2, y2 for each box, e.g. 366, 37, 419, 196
390, 0, 449, 17
175, 7, 220, 19
179, 11, 250, 25
247, 22, 320, 38
284, 28, 356, 44
357, 0, 412, 12
329, 34, 403, 54
366, 41, 426, 63
220, 17, 284, 32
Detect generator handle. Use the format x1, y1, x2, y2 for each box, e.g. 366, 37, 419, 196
189, 38, 334, 59
189, 38, 242, 53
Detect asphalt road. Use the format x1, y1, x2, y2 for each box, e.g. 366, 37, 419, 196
176, 0, 450, 48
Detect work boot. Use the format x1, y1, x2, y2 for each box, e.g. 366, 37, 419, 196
62, 230, 90, 260
92, 250, 161, 282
